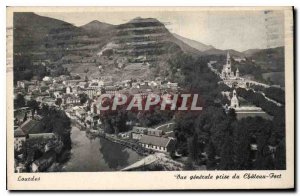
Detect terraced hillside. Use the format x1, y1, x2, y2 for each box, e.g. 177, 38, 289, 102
13, 13, 201, 82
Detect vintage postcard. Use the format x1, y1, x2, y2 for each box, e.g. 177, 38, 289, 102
7, 7, 294, 190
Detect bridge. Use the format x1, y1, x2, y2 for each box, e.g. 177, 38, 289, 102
121, 154, 159, 171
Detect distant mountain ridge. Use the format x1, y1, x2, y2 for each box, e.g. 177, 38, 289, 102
201, 48, 245, 57
13, 12, 283, 83
172, 33, 215, 52
81, 20, 115, 37
173, 33, 246, 57
13, 13, 202, 82
245, 47, 285, 72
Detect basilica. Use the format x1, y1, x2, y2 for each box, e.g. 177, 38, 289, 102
221, 52, 239, 79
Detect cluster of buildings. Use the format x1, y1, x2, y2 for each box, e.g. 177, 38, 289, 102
219, 52, 247, 88
13, 110, 62, 173
119, 126, 176, 153
208, 52, 269, 89
206, 52, 271, 120
14, 73, 180, 165
222, 86, 270, 120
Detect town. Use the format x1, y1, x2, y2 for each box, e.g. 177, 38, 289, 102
14, 70, 186, 172
12, 12, 286, 173
14, 51, 285, 172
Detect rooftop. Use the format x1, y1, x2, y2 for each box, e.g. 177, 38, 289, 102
139, 135, 173, 147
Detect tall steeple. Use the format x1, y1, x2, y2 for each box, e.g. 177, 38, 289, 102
226, 51, 231, 65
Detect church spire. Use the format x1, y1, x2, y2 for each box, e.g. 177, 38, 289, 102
227, 51, 230, 60
226, 51, 231, 65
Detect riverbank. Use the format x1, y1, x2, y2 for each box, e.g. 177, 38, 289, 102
58, 126, 142, 172
87, 130, 149, 156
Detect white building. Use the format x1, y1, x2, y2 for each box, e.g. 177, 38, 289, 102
139, 135, 176, 153
230, 89, 239, 108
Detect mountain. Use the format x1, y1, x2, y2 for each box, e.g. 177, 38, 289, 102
113, 17, 201, 57
243, 48, 262, 57
201, 48, 245, 57
172, 33, 214, 52
14, 12, 83, 53
81, 20, 115, 37
13, 14, 202, 82
13, 12, 86, 82
246, 47, 284, 72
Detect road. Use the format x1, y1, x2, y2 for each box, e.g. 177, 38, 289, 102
155, 123, 174, 130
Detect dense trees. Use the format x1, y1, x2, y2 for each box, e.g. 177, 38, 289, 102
263, 87, 285, 104
14, 94, 26, 108
236, 88, 285, 117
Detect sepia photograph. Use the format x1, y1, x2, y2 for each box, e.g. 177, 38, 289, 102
6, 6, 294, 190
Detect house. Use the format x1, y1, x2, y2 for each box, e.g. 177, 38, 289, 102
28, 133, 57, 152
139, 135, 176, 153
86, 88, 100, 99
14, 118, 46, 151
127, 126, 147, 140
17, 81, 28, 89
27, 85, 39, 93
119, 132, 131, 138
78, 82, 88, 89
31, 151, 56, 172
66, 86, 73, 94
104, 86, 118, 95
62, 94, 80, 105
42, 76, 53, 82
42, 96, 56, 106
16, 118, 43, 135
75, 108, 86, 120
53, 91, 63, 99
89, 80, 103, 89
17, 80, 36, 89
131, 131, 144, 140
147, 128, 163, 137
167, 82, 178, 90
148, 81, 158, 87
14, 127, 26, 151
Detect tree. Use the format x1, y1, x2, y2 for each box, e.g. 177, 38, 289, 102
15, 94, 25, 108
206, 141, 216, 170
22, 112, 28, 123
187, 133, 200, 163
78, 93, 88, 105
55, 98, 62, 106
274, 139, 286, 170
27, 99, 39, 116
219, 132, 235, 170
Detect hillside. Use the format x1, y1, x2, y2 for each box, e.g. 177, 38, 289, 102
14, 12, 83, 53
13, 12, 85, 82
173, 33, 214, 52
201, 48, 245, 57
90, 17, 202, 81
13, 14, 202, 82
80, 20, 115, 37
247, 47, 285, 72
14, 13, 205, 81
243, 48, 262, 57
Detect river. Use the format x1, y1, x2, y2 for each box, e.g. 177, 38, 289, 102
60, 126, 142, 172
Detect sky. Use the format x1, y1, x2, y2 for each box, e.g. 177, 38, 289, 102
37, 10, 284, 52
